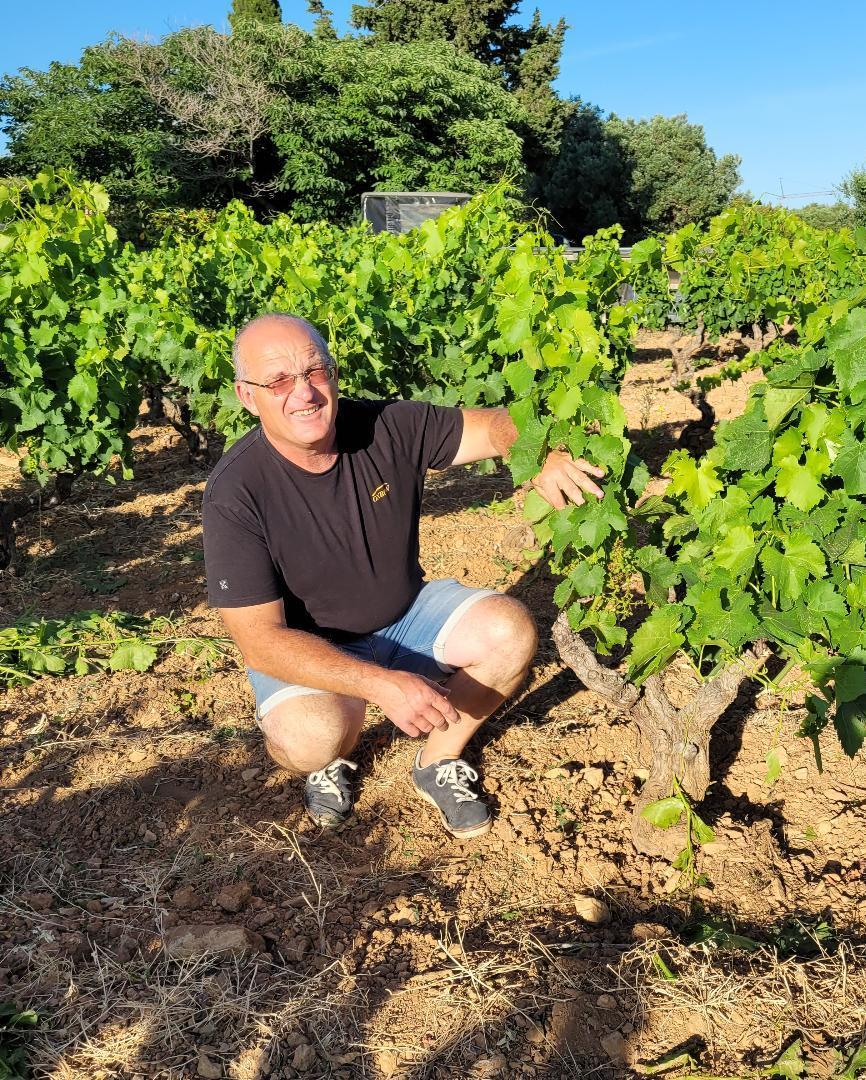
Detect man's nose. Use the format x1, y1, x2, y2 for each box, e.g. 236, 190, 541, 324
291, 374, 319, 402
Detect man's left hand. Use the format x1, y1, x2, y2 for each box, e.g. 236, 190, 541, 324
531, 450, 605, 511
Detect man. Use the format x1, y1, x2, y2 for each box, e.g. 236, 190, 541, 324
202, 313, 604, 839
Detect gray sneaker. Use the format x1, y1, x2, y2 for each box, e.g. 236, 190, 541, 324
304, 758, 358, 828
412, 752, 492, 839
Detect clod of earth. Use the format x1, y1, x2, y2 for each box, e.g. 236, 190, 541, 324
163, 923, 264, 959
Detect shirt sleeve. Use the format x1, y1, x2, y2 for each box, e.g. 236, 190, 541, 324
202, 498, 282, 608
390, 400, 463, 471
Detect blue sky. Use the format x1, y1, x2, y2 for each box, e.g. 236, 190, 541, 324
3, 0, 865, 207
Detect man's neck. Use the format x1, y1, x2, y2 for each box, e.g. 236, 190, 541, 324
264, 429, 338, 473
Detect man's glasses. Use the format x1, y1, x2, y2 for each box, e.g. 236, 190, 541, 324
241, 363, 336, 397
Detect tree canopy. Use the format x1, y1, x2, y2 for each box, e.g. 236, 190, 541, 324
0, 23, 523, 233
229, 0, 282, 30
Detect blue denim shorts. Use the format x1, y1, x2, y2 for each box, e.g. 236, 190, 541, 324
247, 578, 499, 719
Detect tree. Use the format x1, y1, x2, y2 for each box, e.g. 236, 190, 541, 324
607, 114, 741, 237
840, 165, 866, 227
350, 0, 569, 177
0, 24, 523, 230
536, 101, 632, 243
229, 0, 282, 30
795, 201, 856, 231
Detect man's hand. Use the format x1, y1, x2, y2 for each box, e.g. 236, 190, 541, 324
371, 670, 460, 738
531, 450, 605, 511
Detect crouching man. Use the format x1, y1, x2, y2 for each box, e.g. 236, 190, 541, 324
202, 314, 604, 838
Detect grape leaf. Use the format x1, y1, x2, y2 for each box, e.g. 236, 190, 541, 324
108, 640, 158, 672
759, 535, 826, 602
626, 606, 686, 684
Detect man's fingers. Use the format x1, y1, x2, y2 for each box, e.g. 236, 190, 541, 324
424, 708, 451, 731
568, 470, 604, 500
572, 458, 605, 477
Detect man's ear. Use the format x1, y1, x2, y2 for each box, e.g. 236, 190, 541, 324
235, 381, 260, 417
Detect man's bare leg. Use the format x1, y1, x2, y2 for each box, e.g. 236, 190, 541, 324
419, 595, 537, 768
259, 692, 366, 775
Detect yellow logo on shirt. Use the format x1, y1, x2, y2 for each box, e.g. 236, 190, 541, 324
371, 483, 390, 503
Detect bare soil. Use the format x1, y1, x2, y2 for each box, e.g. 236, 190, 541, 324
1, 334, 864, 1080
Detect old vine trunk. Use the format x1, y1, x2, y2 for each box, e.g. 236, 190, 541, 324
552, 613, 770, 859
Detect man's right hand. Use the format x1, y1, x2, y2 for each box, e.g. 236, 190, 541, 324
372, 670, 460, 738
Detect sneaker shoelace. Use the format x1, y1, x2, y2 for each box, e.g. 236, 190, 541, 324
434, 760, 479, 803
308, 758, 357, 801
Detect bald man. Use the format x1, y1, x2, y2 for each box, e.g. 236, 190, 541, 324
202, 313, 604, 838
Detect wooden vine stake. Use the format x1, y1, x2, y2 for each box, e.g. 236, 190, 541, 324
552, 612, 770, 860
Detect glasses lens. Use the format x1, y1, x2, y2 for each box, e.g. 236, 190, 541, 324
307, 365, 333, 386
265, 375, 297, 396
263, 364, 333, 396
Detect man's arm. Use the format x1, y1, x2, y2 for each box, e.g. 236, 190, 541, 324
452, 407, 606, 510
219, 600, 459, 738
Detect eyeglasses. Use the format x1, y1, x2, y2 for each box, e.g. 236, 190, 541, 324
241, 363, 336, 397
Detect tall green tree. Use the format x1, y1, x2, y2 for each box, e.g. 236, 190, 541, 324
607, 114, 741, 236
841, 166, 866, 227
350, 0, 569, 176
0, 23, 522, 230
538, 101, 631, 243
229, 0, 282, 30
795, 201, 856, 231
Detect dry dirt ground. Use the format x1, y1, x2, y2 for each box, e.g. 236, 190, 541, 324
1, 334, 865, 1080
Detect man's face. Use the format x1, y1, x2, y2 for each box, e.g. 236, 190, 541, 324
234, 321, 338, 459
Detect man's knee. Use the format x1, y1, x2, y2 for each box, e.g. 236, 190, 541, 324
259, 693, 365, 773
480, 596, 537, 665
446, 595, 537, 673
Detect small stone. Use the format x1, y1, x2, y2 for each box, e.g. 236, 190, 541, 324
376, 1050, 399, 1077
662, 869, 681, 894
241, 768, 261, 782
631, 919, 668, 941
85, 899, 103, 914
475, 1053, 507, 1076
596, 994, 617, 1010
215, 882, 252, 913
573, 895, 610, 924
700, 841, 728, 858
173, 886, 204, 911
292, 1043, 317, 1071
129, 749, 147, 763
544, 767, 569, 779
816, 819, 834, 837
512, 797, 529, 812
163, 923, 264, 960
196, 1051, 222, 1078
794, 767, 809, 780
600, 1031, 630, 1065
825, 789, 849, 803
583, 767, 605, 790
525, 1024, 545, 1045
142, 829, 157, 843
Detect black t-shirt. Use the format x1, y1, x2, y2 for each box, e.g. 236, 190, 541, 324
202, 398, 464, 638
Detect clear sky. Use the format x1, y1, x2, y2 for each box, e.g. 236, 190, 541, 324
3, 0, 865, 208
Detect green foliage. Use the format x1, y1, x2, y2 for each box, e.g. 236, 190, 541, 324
5, 171, 866, 769
606, 114, 741, 236
641, 780, 714, 888
840, 166, 866, 228
0, 610, 230, 687
795, 201, 857, 231
0, 1002, 37, 1080
229, 0, 282, 29
0, 25, 523, 230
629, 202, 866, 338
0, 171, 146, 484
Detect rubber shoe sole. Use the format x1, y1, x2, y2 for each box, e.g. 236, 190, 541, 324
412, 780, 493, 839
303, 800, 355, 830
